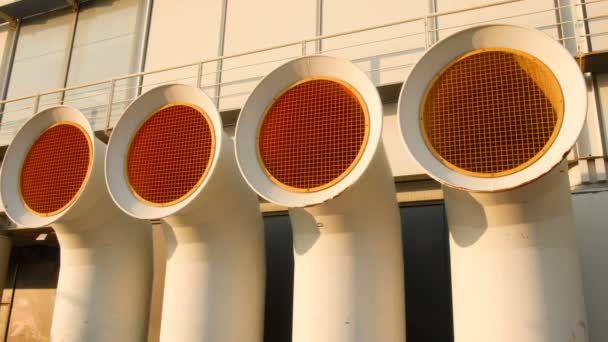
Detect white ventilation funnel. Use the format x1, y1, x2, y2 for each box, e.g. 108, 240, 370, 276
235, 55, 405, 342
105, 84, 265, 342
398, 24, 588, 341
0, 106, 152, 341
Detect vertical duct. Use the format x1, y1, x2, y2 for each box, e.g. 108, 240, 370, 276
105, 84, 265, 342
235, 55, 405, 342
398, 24, 588, 341
0, 106, 153, 341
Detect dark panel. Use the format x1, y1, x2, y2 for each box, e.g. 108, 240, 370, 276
401, 203, 454, 342
377, 82, 403, 104
262, 213, 294, 342
577, 51, 608, 73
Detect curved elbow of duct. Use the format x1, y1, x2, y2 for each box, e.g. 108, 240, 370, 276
235, 55, 405, 342
396, 24, 589, 342
0, 106, 153, 341
398, 24, 587, 193
105, 83, 265, 342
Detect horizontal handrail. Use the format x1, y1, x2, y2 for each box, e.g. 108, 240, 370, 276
0, 0, 603, 148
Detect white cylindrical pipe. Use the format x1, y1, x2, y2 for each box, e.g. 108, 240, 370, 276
0, 106, 153, 342
235, 55, 405, 342
51, 196, 152, 341
105, 84, 265, 342
397, 24, 588, 342
158, 133, 265, 342
290, 145, 404, 342
445, 161, 587, 341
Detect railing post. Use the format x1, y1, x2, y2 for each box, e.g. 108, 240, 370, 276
197, 62, 204, 89
423, 16, 430, 49
33, 94, 40, 114
105, 79, 116, 131
572, 0, 584, 56
301, 40, 307, 56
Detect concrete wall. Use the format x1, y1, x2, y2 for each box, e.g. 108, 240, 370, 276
322, 0, 427, 85
1, 9, 74, 141
219, 0, 317, 110
0, 0, 146, 139
65, 0, 146, 130
143, 0, 223, 99
585, 0, 608, 51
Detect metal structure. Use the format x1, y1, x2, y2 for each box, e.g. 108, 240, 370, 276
105, 84, 265, 342
397, 24, 588, 342
0, 0, 605, 145
235, 55, 405, 342
0, 106, 153, 341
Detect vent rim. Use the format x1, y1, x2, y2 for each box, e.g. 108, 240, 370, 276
419, 47, 564, 179
256, 77, 371, 193
397, 24, 587, 193
19, 121, 93, 217
234, 55, 383, 207
125, 102, 216, 207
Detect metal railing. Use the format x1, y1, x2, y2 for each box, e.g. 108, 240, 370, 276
0, 0, 606, 145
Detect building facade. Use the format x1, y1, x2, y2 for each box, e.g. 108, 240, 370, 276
0, 0, 605, 341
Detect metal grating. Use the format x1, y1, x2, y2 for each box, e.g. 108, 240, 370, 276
127, 104, 215, 206
257, 78, 369, 192
421, 49, 564, 177
20, 123, 91, 216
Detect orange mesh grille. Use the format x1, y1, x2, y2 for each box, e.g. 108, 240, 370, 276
421, 49, 563, 177
258, 78, 368, 191
20, 123, 91, 215
127, 104, 214, 206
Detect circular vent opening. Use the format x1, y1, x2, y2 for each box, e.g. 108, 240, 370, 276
257, 78, 369, 192
421, 48, 564, 178
20, 123, 92, 216
127, 104, 215, 206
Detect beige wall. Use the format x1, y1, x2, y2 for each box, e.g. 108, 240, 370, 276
382, 102, 425, 177
0, 24, 11, 91
322, 0, 427, 85
220, 0, 317, 110
144, 0, 224, 100
585, 0, 608, 51
66, 0, 145, 130
1, 9, 74, 142
436, 0, 559, 39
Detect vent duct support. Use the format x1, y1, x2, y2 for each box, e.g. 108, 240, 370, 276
398, 24, 588, 342
0, 106, 153, 341
236, 56, 406, 342
105, 84, 265, 342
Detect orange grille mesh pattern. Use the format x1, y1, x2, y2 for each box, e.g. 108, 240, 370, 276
20, 123, 91, 215
258, 79, 368, 191
127, 104, 214, 205
422, 49, 563, 177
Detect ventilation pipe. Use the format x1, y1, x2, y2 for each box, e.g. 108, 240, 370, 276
0, 106, 152, 341
398, 24, 588, 341
105, 83, 265, 342
235, 55, 405, 342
